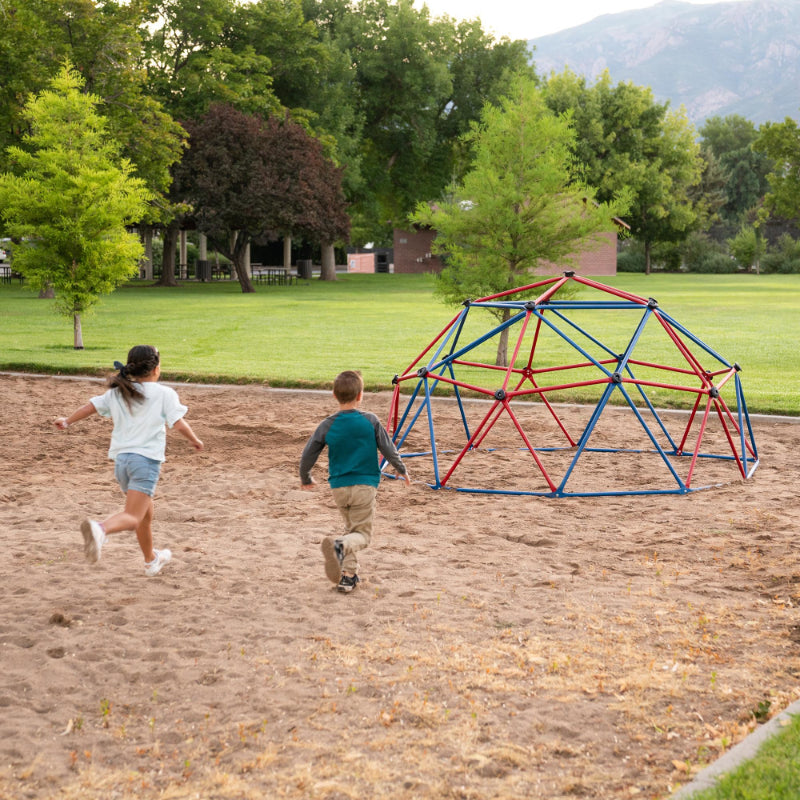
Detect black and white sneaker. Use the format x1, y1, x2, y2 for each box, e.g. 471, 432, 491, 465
337, 574, 360, 593
321, 536, 345, 583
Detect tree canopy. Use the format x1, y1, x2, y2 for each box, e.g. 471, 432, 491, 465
412, 78, 629, 365
754, 116, 800, 220
178, 104, 349, 292
543, 70, 703, 273
0, 64, 150, 347
700, 115, 772, 227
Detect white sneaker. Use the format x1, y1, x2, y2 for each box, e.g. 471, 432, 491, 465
80, 519, 105, 563
145, 549, 172, 577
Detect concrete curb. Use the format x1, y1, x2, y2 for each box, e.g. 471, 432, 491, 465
670, 699, 800, 799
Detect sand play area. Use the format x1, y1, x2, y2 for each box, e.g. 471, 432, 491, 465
1, 372, 799, 799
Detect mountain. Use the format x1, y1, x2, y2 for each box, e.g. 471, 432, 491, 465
528, 0, 800, 126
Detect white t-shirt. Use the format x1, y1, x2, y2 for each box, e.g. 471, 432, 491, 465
90, 382, 188, 462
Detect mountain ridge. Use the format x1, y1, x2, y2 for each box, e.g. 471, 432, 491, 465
529, 0, 800, 125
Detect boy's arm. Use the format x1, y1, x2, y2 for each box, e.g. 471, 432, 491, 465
54, 402, 97, 430
173, 417, 204, 451
299, 421, 329, 487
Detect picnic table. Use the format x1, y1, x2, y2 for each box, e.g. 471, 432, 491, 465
251, 264, 297, 285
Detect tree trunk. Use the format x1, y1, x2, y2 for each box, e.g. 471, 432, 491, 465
140, 225, 154, 280
154, 225, 180, 287
232, 250, 256, 293
644, 240, 652, 276
320, 243, 336, 281
73, 313, 84, 349
38, 284, 55, 299
495, 308, 511, 367
283, 236, 292, 270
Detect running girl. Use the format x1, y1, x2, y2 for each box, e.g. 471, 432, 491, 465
54, 345, 203, 576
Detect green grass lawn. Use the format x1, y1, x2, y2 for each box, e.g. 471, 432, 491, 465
688, 712, 800, 800
1, 271, 798, 415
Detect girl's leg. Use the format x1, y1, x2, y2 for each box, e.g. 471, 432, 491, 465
101, 490, 156, 561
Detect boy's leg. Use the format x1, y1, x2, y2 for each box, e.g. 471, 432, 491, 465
331, 485, 377, 574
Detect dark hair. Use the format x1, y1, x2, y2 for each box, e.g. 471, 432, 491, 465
332, 370, 363, 404
109, 345, 160, 409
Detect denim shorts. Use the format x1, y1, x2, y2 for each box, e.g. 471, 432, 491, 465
114, 453, 162, 497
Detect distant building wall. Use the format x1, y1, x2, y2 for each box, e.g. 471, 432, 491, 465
393, 228, 444, 274
393, 228, 618, 277
347, 252, 375, 273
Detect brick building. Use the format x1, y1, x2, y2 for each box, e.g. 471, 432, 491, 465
393, 225, 624, 277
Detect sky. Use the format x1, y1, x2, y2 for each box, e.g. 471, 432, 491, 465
414, 0, 749, 40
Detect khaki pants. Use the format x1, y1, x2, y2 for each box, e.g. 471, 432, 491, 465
330, 484, 378, 574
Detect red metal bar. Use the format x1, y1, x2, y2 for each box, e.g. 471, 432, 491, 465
440, 400, 502, 487
526, 315, 544, 370
389, 383, 401, 435
397, 309, 466, 377
677, 392, 704, 453
475, 276, 560, 303
502, 399, 558, 492
716, 400, 756, 459
570, 274, 649, 304
713, 399, 747, 478
654, 314, 711, 385
502, 310, 533, 393
684, 397, 713, 487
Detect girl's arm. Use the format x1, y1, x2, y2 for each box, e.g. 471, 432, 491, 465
173, 417, 204, 451
54, 402, 97, 430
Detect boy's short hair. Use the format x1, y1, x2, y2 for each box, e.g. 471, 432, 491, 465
333, 370, 363, 403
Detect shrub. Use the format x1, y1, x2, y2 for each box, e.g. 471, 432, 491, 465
693, 251, 739, 273
682, 231, 726, 272
761, 234, 800, 273
617, 248, 646, 272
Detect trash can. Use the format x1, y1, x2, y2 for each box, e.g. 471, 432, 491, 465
297, 259, 313, 280
196, 260, 210, 281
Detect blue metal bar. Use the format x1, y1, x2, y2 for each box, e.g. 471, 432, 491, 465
613, 382, 688, 489
657, 310, 733, 368
528, 308, 616, 377
423, 376, 442, 488
425, 306, 468, 371
392, 379, 425, 448
426, 309, 528, 374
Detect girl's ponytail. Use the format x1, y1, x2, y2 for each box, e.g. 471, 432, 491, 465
108, 345, 160, 409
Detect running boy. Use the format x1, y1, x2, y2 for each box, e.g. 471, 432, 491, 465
54, 345, 203, 576
300, 370, 410, 592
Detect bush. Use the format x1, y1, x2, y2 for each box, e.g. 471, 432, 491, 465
761, 253, 800, 273
693, 251, 739, 273
682, 232, 727, 272
617, 249, 646, 272
761, 234, 800, 273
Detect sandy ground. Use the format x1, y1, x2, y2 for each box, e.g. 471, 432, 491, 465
1, 372, 799, 800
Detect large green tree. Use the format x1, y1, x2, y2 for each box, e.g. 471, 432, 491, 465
0, 65, 150, 348
0, 0, 184, 208
543, 70, 702, 274
754, 115, 800, 220
700, 115, 772, 227
178, 104, 349, 292
412, 78, 628, 366
303, 0, 533, 243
